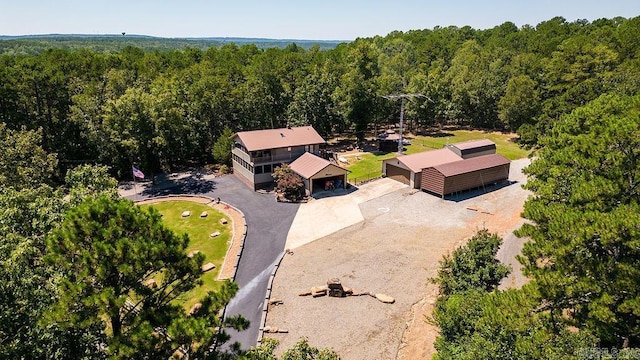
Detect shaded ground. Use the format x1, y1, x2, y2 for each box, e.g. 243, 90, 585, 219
122, 174, 299, 350
265, 159, 531, 359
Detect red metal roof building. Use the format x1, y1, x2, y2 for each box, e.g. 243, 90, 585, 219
446, 139, 496, 159
234, 126, 325, 152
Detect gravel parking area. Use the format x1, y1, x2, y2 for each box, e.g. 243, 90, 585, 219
265, 159, 531, 359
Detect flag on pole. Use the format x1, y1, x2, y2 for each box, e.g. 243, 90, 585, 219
132, 166, 145, 179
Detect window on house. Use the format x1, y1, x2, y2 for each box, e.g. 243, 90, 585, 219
263, 164, 272, 173
255, 165, 263, 174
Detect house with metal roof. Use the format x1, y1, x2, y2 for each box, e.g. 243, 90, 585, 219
231, 126, 326, 189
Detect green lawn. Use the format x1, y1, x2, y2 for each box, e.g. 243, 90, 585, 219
346, 130, 530, 183
141, 201, 231, 311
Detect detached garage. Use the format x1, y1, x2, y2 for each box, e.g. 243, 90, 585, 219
383, 148, 462, 189
421, 154, 510, 198
289, 152, 349, 194
385, 163, 412, 185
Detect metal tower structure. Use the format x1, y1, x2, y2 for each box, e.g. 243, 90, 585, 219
382, 93, 428, 154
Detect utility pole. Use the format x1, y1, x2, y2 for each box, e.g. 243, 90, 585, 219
382, 93, 428, 154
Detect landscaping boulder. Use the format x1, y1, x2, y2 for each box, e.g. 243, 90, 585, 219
144, 278, 157, 289
200, 211, 208, 218
311, 285, 328, 297
269, 298, 284, 306
220, 218, 228, 225
181, 211, 191, 217
187, 250, 200, 258
263, 326, 288, 334
201, 263, 216, 272
375, 293, 395, 304
209, 231, 221, 238
189, 302, 202, 316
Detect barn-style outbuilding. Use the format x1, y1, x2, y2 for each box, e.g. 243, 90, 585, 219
420, 153, 511, 198
383, 139, 511, 198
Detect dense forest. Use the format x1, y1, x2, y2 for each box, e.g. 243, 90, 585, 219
1, 15, 640, 359
1, 15, 638, 179
0, 34, 344, 55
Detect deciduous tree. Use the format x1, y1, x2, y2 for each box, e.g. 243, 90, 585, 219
431, 229, 511, 296
0, 123, 58, 190
273, 164, 305, 201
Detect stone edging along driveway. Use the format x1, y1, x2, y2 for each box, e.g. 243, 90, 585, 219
135, 195, 248, 281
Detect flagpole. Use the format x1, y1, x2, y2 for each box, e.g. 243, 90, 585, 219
132, 166, 137, 201
132, 166, 145, 200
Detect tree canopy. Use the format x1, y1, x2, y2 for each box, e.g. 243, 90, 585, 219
431, 230, 595, 359
46, 195, 247, 358
432, 93, 640, 357
431, 229, 511, 296
1, 14, 639, 359
1, 16, 638, 178
518, 93, 640, 347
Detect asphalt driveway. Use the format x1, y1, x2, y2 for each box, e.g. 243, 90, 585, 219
122, 173, 299, 350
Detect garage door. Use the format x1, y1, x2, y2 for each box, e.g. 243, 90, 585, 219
386, 164, 411, 185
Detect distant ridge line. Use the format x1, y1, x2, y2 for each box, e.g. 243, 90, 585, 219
0, 34, 350, 43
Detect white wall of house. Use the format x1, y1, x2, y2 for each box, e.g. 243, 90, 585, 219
232, 159, 253, 183
232, 147, 251, 162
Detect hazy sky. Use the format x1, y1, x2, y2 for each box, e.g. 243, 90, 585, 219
1, 0, 639, 40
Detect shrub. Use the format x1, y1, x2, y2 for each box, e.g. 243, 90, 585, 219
273, 164, 305, 201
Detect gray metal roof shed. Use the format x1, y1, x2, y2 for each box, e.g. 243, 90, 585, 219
446, 139, 496, 159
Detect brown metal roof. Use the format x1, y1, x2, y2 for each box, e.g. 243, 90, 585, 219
432, 153, 510, 177
234, 126, 325, 152
395, 148, 462, 173
289, 152, 348, 179
450, 138, 495, 151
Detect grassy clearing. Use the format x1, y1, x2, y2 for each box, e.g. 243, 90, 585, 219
345, 130, 530, 182
141, 201, 231, 311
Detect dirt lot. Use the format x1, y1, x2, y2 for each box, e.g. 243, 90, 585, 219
264, 159, 531, 359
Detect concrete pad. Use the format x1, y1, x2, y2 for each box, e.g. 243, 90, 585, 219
350, 177, 408, 205
285, 178, 408, 249
285, 195, 363, 249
